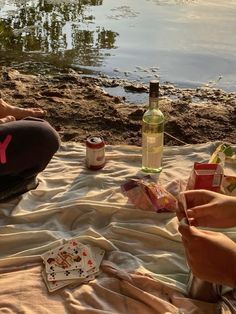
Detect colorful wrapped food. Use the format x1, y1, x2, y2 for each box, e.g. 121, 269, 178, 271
222, 175, 236, 196
209, 143, 235, 165
121, 177, 177, 213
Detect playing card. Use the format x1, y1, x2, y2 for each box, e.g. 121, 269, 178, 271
47, 267, 87, 281
41, 241, 84, 273
64, 241, 105, 274
178, 192, 190, 225
80, 245, 97, 271
84, 274, 96, 282
42, 270, 75, 292
41, 239, 105, 291
92, 246, 105, 266
68, 274, 97, 290
87, 246, 105, 275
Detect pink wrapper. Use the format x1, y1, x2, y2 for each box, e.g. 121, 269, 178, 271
121, 178, 177, 213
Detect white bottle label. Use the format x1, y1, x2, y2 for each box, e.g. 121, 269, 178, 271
142, 132, 163, 169
86, 147, 105, 167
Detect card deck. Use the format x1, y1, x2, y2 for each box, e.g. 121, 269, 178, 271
42, 270, 75, 292
41, 240, 105, 292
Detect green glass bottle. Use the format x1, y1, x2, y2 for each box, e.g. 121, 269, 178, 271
142, 80, 164, 173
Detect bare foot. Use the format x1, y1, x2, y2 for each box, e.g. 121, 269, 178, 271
0, 115, 16, 124
0, 98, 45, 120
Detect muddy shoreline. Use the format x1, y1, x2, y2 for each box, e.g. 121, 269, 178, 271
0, 68, 235, 146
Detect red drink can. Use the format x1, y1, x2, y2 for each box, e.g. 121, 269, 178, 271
86, 136, 106, 170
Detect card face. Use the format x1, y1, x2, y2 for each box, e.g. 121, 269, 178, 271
80, 245, 97, 271
42, 270, 74, 292
66, 240, 96, 270
91, 246, 105, 268
47, 267, 87, 281
179, 192, 190, 225
86, 246, 105, 275
42, 242, 84, 273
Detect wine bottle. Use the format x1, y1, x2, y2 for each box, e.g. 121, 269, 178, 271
142, 80, 164, 173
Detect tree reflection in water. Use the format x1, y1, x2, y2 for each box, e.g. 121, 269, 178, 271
0, 0, 118, 72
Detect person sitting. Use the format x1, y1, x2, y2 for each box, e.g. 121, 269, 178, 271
178, 189, 236, 288
0, 98, 60, 201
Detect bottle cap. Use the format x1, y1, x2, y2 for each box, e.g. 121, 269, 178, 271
149, 80, 159, 98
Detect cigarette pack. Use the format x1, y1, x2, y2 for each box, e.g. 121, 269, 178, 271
186, 163, 223, 192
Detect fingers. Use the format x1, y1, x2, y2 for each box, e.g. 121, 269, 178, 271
181, 190, 218, 227
178, 221, 197, 239
183, 189, 210, 207
176, 192, 188, 222
186, 202, 217, 227
176, 209, 185, 222
179, 222, 218, 244
187, 202, 214, 217
187, 214, 213, 228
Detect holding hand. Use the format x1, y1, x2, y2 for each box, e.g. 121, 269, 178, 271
179, 222, 236, 287
180, 189, 236, 228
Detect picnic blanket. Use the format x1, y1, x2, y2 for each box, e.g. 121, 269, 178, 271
0, 141, 235, 314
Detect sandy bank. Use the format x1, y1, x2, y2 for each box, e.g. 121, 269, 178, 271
0, 68, 235, 146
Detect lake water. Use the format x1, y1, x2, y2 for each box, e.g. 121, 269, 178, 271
0, 0, 236, 95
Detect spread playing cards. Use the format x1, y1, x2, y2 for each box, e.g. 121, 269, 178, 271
41, 239, 105, 292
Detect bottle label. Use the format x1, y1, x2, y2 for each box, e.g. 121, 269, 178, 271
142, 132, 164, 169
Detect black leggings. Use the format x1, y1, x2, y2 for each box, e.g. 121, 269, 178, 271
0, 117, 60, 185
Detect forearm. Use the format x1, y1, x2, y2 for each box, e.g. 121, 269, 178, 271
223, 196, 236, 227
222, 242, 236, 287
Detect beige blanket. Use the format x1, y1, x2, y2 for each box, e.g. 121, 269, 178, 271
0, 141, 235, 313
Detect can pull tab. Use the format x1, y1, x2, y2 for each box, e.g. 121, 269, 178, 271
91, 137, 100, 143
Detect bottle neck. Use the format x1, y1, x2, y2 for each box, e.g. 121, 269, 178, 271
149, 96, 159, 109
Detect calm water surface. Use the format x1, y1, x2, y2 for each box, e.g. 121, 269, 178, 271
0, 0, 236, 94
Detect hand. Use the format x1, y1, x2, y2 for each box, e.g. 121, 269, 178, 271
182, 189, 236, 228
179, 222, 236, 287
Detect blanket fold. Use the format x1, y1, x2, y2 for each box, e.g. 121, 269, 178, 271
0, 141, 235, 313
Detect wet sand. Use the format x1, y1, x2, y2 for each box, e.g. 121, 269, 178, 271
0, 68, 235, 146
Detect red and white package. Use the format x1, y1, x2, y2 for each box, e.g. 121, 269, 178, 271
186, 162, 223, 192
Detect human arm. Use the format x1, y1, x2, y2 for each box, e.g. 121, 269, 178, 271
179, 222, 236, 287
178, 189, 236, 228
